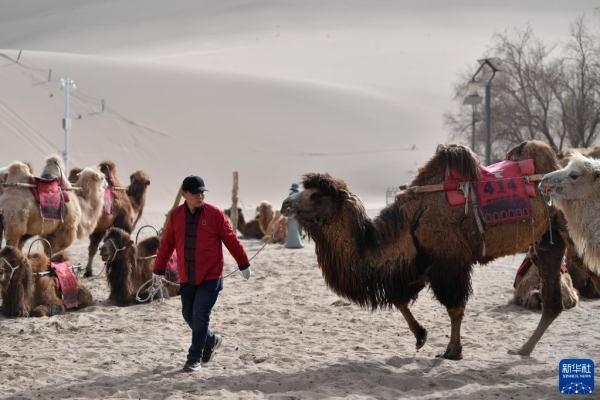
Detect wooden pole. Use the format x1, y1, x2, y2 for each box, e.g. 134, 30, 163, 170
231, 171, 239, 232
162, 187, 182, 233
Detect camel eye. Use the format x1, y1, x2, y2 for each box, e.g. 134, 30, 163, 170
569, 173, 580, 180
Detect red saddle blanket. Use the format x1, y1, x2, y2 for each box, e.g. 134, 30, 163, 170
51, 262, 79, 309
102, 178, 121, 215
165, 252, 179, 283
516, 257, 568, 277
30, 178, 68, 220
103, 187, 114, 215
444, 159, 536, 226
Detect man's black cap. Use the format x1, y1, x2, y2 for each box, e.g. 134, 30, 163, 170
181, 176, 207, 194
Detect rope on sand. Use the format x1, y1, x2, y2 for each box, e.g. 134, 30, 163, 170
135, 275, 180, 303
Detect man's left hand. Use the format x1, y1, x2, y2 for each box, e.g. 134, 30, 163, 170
239, 265, 251, 280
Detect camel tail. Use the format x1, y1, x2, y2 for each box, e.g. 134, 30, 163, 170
436, 144, 480, 182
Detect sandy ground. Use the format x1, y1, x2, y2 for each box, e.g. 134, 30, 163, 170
1, 217, 598, 399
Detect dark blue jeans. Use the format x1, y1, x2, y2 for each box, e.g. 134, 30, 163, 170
180, 279, 223, 362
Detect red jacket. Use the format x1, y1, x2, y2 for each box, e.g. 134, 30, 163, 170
154, 203, 249, 284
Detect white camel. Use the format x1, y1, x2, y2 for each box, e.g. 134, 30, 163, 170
539, 152, 600, 275
0, 155, 105, 252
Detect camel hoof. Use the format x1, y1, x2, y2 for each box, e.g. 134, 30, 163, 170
84, 270, 93, 278
508, 349, 531, 357
416, 328, 428, 350
436, 351, 463, 360
436, 344, 463, 360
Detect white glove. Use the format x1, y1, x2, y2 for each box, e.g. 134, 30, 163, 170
240, 266, 251, 280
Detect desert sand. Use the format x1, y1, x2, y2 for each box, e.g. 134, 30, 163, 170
0, 213, 599, 400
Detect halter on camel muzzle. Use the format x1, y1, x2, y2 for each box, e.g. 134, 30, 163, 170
102, 238, 130, 267
0, 257, 20, 281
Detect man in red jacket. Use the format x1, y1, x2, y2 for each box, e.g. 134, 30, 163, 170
154, 175, 251, 372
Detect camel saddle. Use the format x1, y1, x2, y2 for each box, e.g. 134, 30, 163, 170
51, 262, 79, 309
103, 178, 120, 215
444, 159, 536, 226
30, 177, 69, 220
515, 257, 568, 277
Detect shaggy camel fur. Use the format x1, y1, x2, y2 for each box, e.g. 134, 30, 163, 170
0, 246, 93, 317
539, 153, 600, 276
99, 227, 176, 306
564, 241, 600, 298
0, 158, 104, 251
224, 207, 263, 239
282, 140, 568, 359
511, 247, 578, 310
257, 201, 287, 243
83, 161, 150, 277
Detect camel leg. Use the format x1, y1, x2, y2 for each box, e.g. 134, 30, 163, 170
398, 303, 428, 349
437, 305, 465, 360
428, 261, 472, 360
513, 228, 565, 356
45, 225, 77, 255
85, 230, 105, 277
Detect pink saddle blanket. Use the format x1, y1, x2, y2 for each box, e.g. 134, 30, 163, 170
444, 159, 536, 226
103, 187, 114, 214
516, 257, 568, 277
31, 178, 67, 220
51, 262, 79, 309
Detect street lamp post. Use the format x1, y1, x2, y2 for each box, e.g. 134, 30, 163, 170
60, 78, 76, 171
463, 58, 501, 165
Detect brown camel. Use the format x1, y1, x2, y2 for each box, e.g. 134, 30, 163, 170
511, 246, 579, 310
0, 157, 105, 252
0, 246, 93, 317
257, 201, 287, 243
99, 227, 176, 306
224, 207, 263, 239
83, 161, 150, 277
281, 140, 567, 359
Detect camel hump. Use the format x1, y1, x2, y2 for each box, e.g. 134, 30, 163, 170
434, 144, 480, 182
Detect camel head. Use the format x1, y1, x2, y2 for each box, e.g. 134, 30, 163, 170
99, 227, 133, 263
68, 167, 83, 184
129, 170, 151, 189
281, 173, 356, 232
0, 246, 21, 289
41, 154, 66, 180
0, 246, 33, 317
539, 153, 600, 200
74, 167, 106, 195
99, 160, 117, 180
